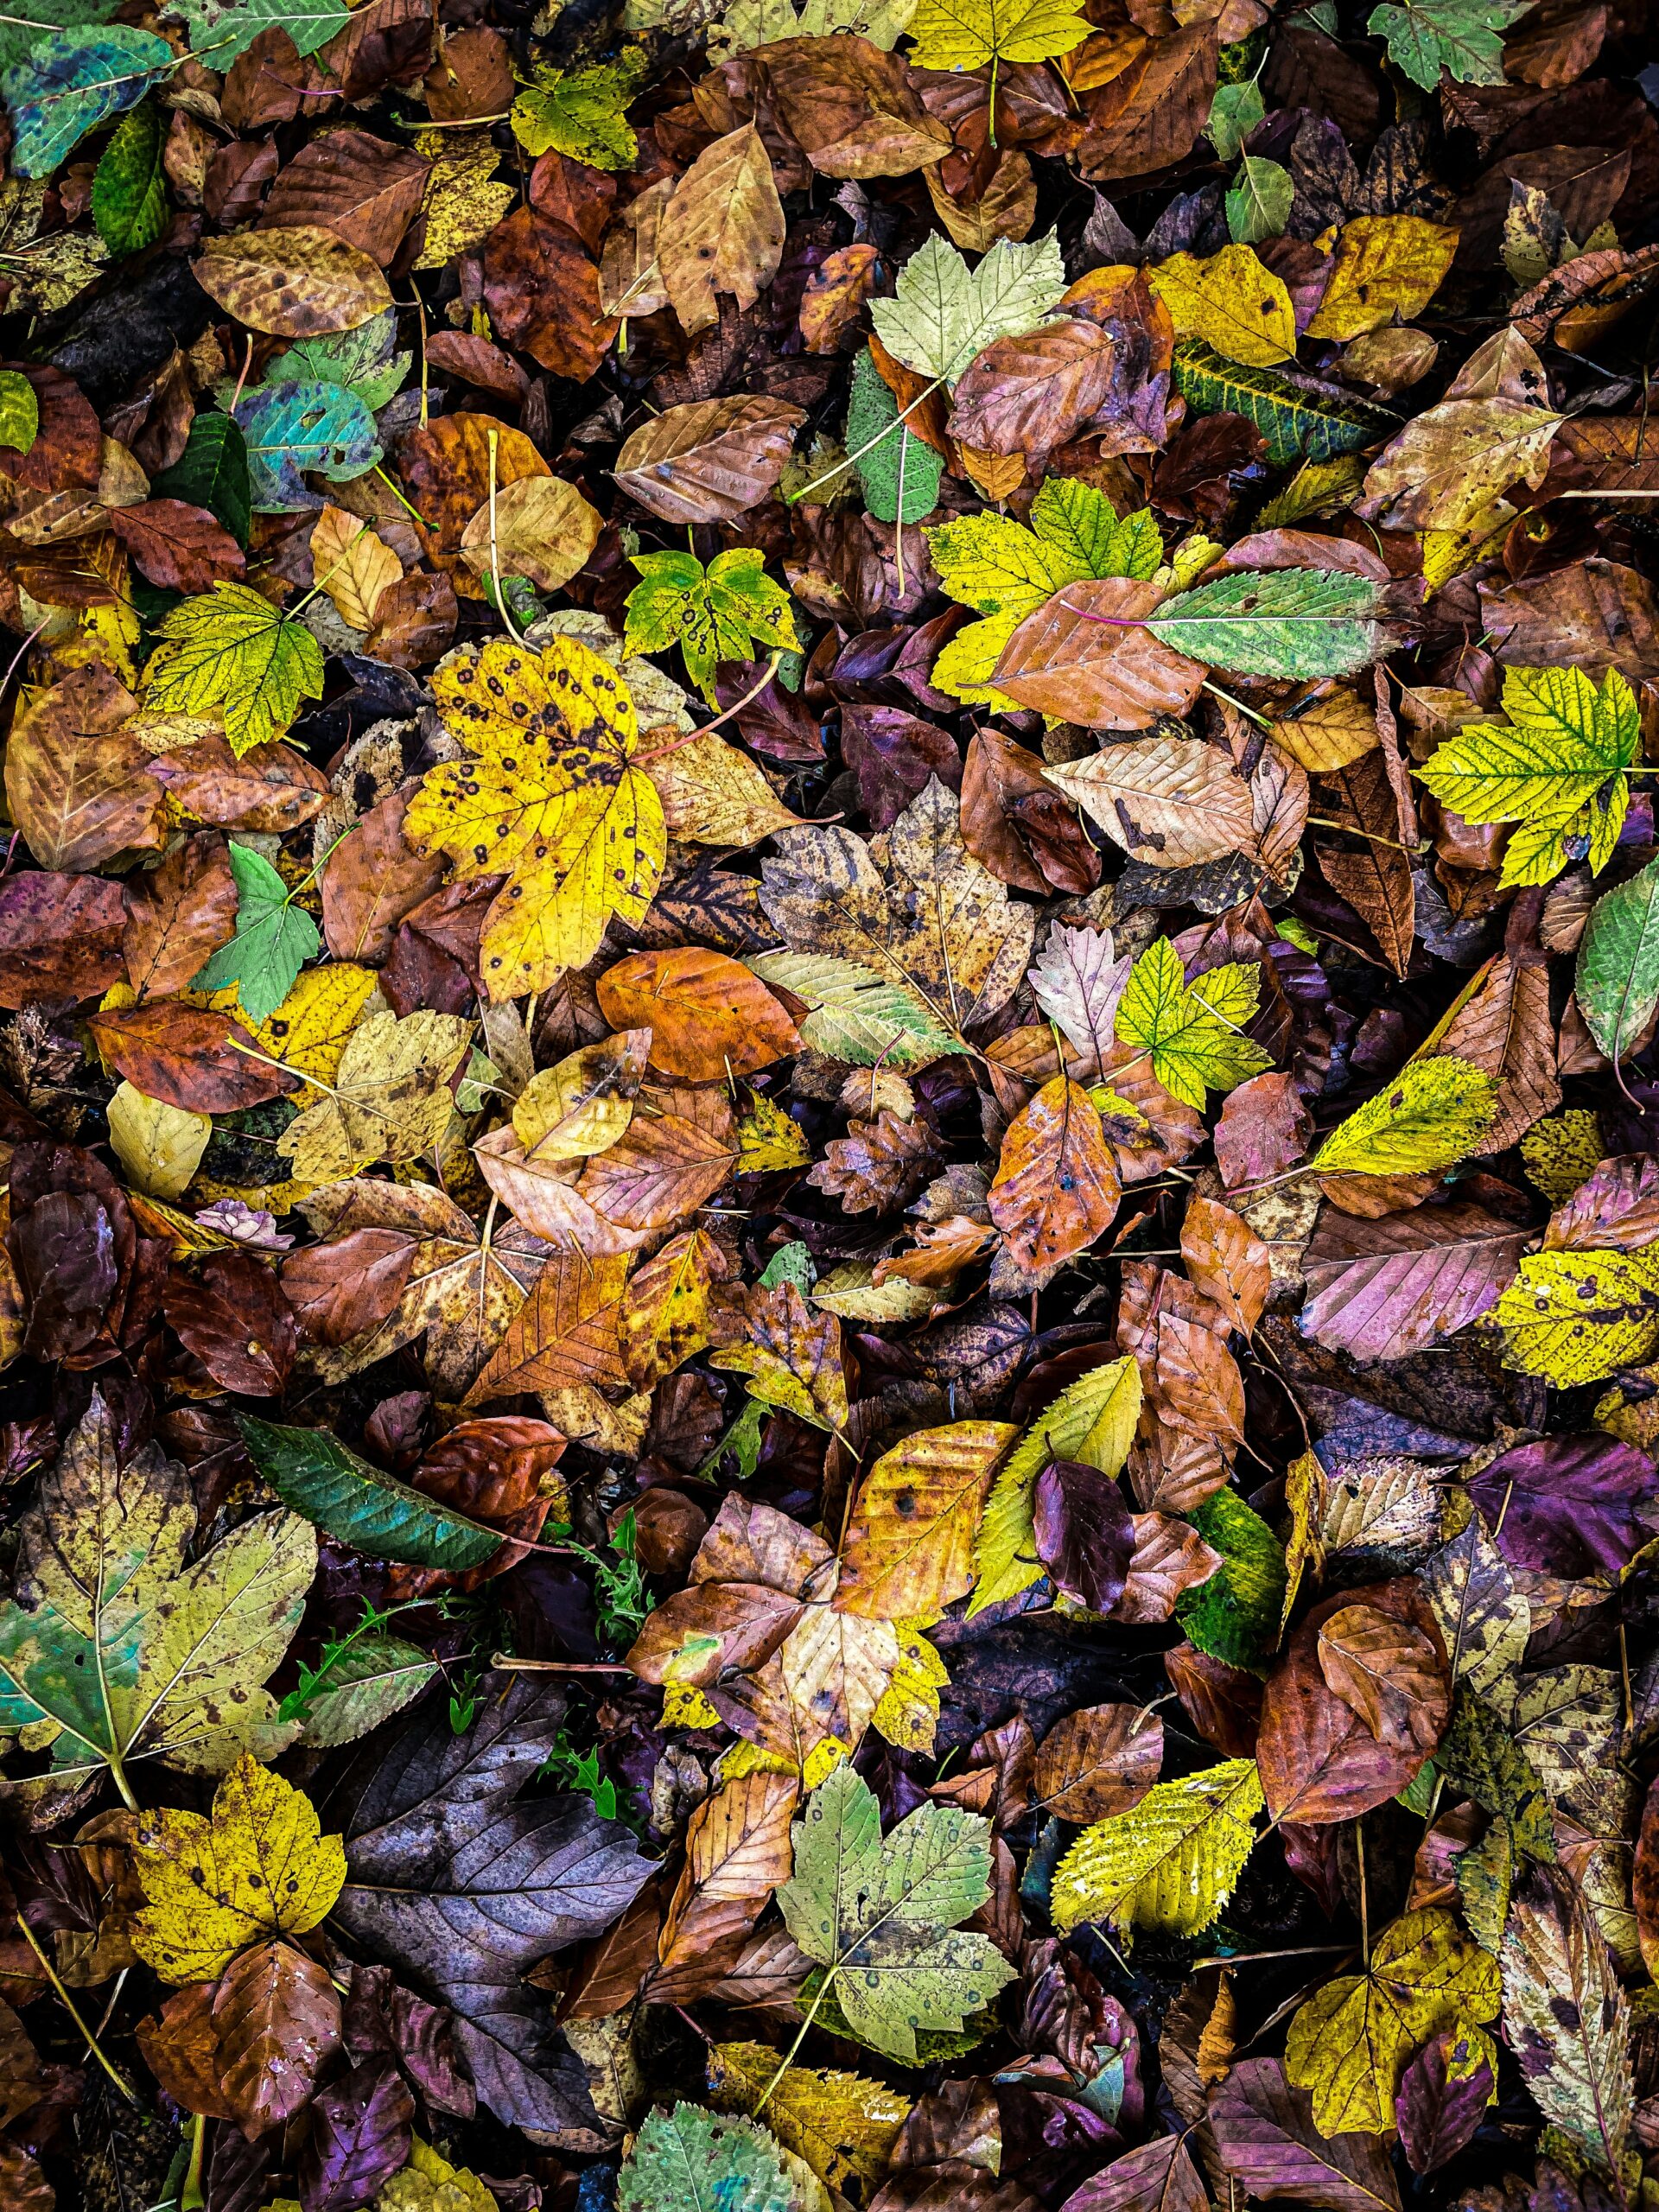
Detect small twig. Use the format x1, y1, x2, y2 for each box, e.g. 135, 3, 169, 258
489, 1656, 635, 1673
15, 1916, 138, 2104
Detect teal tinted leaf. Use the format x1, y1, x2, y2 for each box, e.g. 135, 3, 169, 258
2, 26, 173, 176
266, 308, 410, 412
1225, 154, 1292, 245
91, 96, 166, 255
151, 410, 251, 545
190, 842, 320, 1024
1576, 855, 1659, 1068
166, 0, 348, 64
1175, 1489, 1287, 1671
1147, 567, 1383, 677
1206, 78, 1263, 161
0, 0, 115, 77
236, 1417, 504, 1572
0, 370, 38, 455
510, 54, 644, 170
233, 380, 380, 512
618, 2106, 797, 2212
846, 348, 943, 526
1172, 340, 1394, 466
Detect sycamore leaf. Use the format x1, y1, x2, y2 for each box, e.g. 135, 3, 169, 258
1577, 855, 1659, 1065
1285, 1908, 1500, 2136
1415, 666, 1638, 889
189, 842, 320, 1025
404, 635, 665, 998
1146, 569, 1384, 679
1367, 0, 1532, 88
130, 1752, 346, 1982
706, 2042, 910, 2196
1493, 1248, 1659, 1385
776, 1763, 1015, 2063
623, 548, 800, 706
1311, 1056, 1497, 1178
139, 582, 324, 758
971, 1355, 1141, 1613
276, 1010, 473, 1181
618, 2105, 799, 2212
870, 231, 1066, 387
511, 53, 644, 170
1051, 1758, 1264, 1941
0, 1395, 313, 1788
906, 0, 1089, 75
237, 1417, 505, 1572
1114, 939, 1273, 1111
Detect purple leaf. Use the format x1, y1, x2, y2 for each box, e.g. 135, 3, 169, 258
1467, 1433, 1658, 1575
1033, 1459, 1135, 1615
1395, 2029, 1493, 2177
300, 2063, 415, 2212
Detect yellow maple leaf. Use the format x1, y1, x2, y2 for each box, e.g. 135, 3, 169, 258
130, 1752, 346, 1982
906, 0, 1090, 78
1285, 1907, 1499, 2134
406, 637, 665, 1001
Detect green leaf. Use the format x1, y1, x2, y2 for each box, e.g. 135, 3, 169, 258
1146, 568, 1383, 678
1115, 938, 1273, 1110
151, 410, 252, 546
164, 0, 349, 65
1172, 339, 1393, 467
265, 309, 410, 412
232, 378, 380, 513
236, 1417, 505, 1572
1415, 665, 1638, 890
846, 349, 943, 526
623, 547, 801, 704
280, 1630, 439, 1747
1051, 1758, 1263, 1941
511, 53, 644, 170
1367, 0, 1530, 87
1205, 78, 1263, 161
1312, 1054, 1497, 1177
1, 25, 173, 177
618, 2106, 799, 2212
1225, 153, 1292, 245
0, 0, 114, 77
869, 230, 1066, 387
92, 97, 166, 256
746, 951, 964, 1066
776, 1763, 1016, 2063
139, 581, 324, 756
970, 1354, 1141, 1614
0, 370, 38, 456
1174, 1489, 1286, 1670
1576, 855, 1659, 1066
190, 842, 320, 1024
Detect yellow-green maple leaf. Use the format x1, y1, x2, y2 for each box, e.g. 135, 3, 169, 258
139, 582, 324, 758
1114, 938, 1273, 1110
907, 0, 1089, 76
1414, 666, 1639, 889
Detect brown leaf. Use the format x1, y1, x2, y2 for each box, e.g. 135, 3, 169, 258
164, 1250, 298, 1396
1300, 1200, 1529, 1362
0, 869, 128, 1007
810, 1108, 939, 1216
212, 1941, 342, 2139
87, 1003, 302, 1114
995, 581, 1206, 730
798, 242, 880, 352
1077, 22, 1217, 182
947, 320, 1122, 460
649, 1771, 798, 2003
1180, 1194, 1271, 1334
136, 1982, 236, 2120
1479, 556, 1659, 684
481, 209, 618, 380
259, 130, 429, 265
1116, 1510, 1224, 1623
464, 1249, 632, 1404
961, 728, 1100, 896
321, 789, 447, 964
1316, 1601, 1450, 1758
1033, 1700, 1163, 1822
1421, 950, 1559, 1151
760, 35, 951, 179
1256, 1583, 1442, 1825
1314, 751, 1414, 976
110, 500, 247, 593
4, 663, 163, 873
988, 1076, 1121, 1272
613, 396, 806, 526
596, 947, 800, 1081
398, 412, 551, 559
146, 734, 331, 834
280, 1228, 417, 1347
124, 832, 240, 1000
658, 126, 786, 338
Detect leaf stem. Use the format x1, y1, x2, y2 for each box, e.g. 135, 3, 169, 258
15, 1915, 139, 2104
755, 1966, 836, 2114
788, 378, 945, 505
